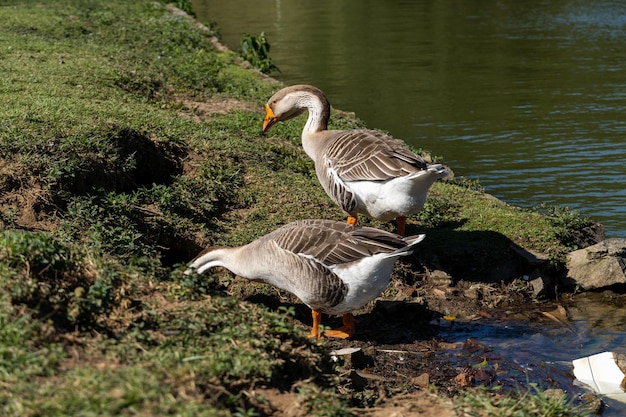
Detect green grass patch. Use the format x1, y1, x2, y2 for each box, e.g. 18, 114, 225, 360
455, 385, 590, 417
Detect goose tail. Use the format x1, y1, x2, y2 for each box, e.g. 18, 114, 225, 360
390, 233, 426, 257
426, 163, 449, 179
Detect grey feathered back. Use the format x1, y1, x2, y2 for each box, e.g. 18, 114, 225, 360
261, 219, 419, 266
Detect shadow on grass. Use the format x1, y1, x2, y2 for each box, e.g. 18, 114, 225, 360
412, 225, 546, 284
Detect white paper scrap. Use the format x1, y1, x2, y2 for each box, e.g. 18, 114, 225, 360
572, 351, 626, 403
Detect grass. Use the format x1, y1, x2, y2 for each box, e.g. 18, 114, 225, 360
0, 0, 595, 415
455, 385, 591, 417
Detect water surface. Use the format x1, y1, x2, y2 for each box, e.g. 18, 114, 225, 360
437, 293, 626, 415
191, 0, 625, 236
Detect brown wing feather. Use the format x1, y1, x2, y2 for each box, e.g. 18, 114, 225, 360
264, 219, 409, 266
323, 129, 427, 182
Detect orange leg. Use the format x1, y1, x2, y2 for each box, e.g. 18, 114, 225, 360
322, 313, 356, 339
347, 216, 358, 226
396, 216, 407, 236
308, 309, 323, 339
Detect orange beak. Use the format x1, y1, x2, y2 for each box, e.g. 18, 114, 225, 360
262, 103, 278, 132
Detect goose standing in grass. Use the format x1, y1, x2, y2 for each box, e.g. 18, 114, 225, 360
185, 219, 425, 339
262, 84, 448, 235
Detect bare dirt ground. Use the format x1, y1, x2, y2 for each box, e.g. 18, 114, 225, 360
255, 386, 458, 417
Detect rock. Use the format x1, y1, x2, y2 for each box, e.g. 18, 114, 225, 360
543, 388, 566, 401
464, 286, 480, 300
565, 238, 626, 290
454, 372, 475, 387
530, 276, 546, 298
616, 353, 626, 376
411, 372, 430, 388
578, 392, 605, 415
463, 339, 490, 353
473, 368, 494, 383
429, 269, 453, 286
528, 268, 554, 299
570, 221, 606, 249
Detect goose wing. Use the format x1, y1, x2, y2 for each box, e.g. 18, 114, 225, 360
265, 219, 413, 266
323, 129, 427, 182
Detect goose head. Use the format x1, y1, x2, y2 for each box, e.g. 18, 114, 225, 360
262, 84, 331, 133
184, 246, 233, 276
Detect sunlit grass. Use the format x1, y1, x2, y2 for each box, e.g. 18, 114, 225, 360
455, 385, 590, 417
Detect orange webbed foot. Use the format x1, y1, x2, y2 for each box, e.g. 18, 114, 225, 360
322, 313, 356, 339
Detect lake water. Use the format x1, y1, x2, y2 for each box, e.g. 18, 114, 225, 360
190, 0, 625, 237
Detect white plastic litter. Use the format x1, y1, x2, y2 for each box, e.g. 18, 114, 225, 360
329, 347, 361, 362
572, 351, 626, 403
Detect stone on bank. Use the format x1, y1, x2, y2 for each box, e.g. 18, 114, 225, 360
566, 238, 626, 290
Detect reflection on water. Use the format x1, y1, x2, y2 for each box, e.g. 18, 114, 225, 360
191, 0, 625, 237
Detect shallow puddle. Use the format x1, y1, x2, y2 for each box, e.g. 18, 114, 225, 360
434, 292, 626, 415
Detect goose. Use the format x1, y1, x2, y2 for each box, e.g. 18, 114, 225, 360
262, 84, 448, 235
185, 219, 425, 338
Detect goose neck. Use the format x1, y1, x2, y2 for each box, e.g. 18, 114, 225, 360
301, 92, 330, 134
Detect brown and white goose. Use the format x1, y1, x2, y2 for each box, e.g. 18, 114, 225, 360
185, 219, 425, 339
262, 85, 448, 235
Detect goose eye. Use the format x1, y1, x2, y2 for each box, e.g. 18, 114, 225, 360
272, 100, 277, 105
